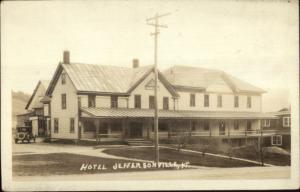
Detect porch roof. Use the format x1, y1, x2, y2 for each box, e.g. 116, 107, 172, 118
80, 107, 278, 120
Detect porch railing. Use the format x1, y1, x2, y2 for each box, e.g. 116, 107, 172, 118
164, 129, 289, 138
95, 133, 122, 141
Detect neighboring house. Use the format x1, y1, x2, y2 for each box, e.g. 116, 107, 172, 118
43, 51, 278, 145
16, 80, 50, 136
263, 108, 291, 149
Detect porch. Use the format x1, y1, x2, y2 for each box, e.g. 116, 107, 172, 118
79, 107, 280, 143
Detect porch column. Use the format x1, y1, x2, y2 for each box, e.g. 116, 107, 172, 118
168, 120, 172, 139
147, 119, 150, 139
108, 121, 112, 138
245, 120, 248, 145
122, 118, 128, 140
96, 119, 100, 143
77, 97, 82, 142
209, 121, 212, 137
189, 119, 192, 137
228, 120, 231, 146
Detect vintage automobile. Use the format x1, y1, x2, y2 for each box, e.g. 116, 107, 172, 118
14, 126, 36, 144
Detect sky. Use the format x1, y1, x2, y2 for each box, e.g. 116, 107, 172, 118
2, 0, 298, 112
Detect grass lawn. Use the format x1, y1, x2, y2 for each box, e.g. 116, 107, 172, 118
103, 147, 258, 167
13, 153, 176, 176
180, 144, 291, 166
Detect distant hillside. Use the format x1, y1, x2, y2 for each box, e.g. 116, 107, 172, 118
12, 91, 31, 128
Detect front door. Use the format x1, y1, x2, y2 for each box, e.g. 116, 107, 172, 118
219, 121, 226, 135
99, 122, 108, 138
129, 122, 143, 138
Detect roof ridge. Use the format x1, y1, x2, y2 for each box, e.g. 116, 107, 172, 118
66, 62, 154, 70
67, 62, 133, 69
171, 65, 223, 72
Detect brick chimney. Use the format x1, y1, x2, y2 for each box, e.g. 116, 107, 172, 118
63, 50, 70, 64
132, 59, 139, 68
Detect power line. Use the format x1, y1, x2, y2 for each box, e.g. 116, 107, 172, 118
146, 12, 171, 164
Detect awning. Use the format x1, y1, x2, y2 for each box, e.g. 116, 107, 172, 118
80, 107, 278, 120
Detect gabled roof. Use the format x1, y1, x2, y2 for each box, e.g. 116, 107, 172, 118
25, 80, 50, 110
163, 65, 266, 94
46, 63, 179, 97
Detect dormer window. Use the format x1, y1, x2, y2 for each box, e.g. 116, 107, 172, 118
61, 73, 66, 84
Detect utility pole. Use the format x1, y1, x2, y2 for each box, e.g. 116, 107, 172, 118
146, 12, 171, 164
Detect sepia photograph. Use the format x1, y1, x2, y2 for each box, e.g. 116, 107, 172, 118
1, 0, 299, 191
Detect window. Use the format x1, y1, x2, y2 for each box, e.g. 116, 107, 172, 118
271, 135, 282, 146
234, 120, 239, 130
70, 118, 75, 133
61, 73, 66, 84
149, 96, 155, 109
111, 95, 118, 108
54, 118, 59, 133
283, 117, 291, 127
262, 119, 270, 127
83, 121, 96, 132
134, 95, 141, 108
88, 95, 96, 108
203, 120, 209, 131
217, 95, 222, 108
204, 94, 209, 107
163, 97, 169, 110
247, 96, 252, 108
190, 94, 195, 107
234, 95, 239, 108
61, 94, 66, 109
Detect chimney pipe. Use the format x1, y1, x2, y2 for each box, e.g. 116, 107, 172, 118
63, 50, 70, 64
132, 59, 139, 68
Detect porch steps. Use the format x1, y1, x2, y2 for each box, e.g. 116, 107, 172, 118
126, 139, 153, 146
